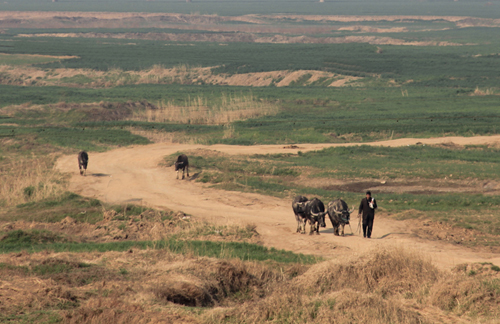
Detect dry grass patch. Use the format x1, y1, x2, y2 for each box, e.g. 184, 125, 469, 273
430, 263, 500, 317
0, 155, 68, 207
127, 127, 193, 144
213, 248, 439, 324
299, 248, 440, 297
130, 93, 279, 125
1, 205, 260, 244
471, 87, 497, 96
1, 246, 499, 323
217, 289, 426, 324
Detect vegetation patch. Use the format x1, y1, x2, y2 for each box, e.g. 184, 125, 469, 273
0, 239, 318, 264
0, 229, 67, 245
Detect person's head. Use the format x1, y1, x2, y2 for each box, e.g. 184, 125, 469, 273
366, 191, 371, 199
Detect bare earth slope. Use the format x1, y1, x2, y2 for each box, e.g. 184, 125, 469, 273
56, 135, 500, 270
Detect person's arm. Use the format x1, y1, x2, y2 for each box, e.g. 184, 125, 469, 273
372, 198, 378, 209
359, 199, 363, 215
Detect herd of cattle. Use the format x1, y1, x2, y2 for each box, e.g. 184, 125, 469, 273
292, 195, 354, 236
77, 152, 354, 236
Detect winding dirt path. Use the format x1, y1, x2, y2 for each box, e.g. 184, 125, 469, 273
56, 135, 500, 270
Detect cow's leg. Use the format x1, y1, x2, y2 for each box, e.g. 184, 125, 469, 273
309, 220, 314, 235
186, 165, 189, 177
315, 223, 320, 235
182, 168, 185, 179
341, 224, 345, 236
176, 170, 179, 179
334, 226, 339, 236
295, 214, 301, 233
299, 217, 306, 234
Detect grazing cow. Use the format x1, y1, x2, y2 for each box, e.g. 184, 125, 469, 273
327, 199, 354, 236
78, 151, 88, 176
292, 195, 309, 234
304, 198, 327, 235
175, 154, 189, 179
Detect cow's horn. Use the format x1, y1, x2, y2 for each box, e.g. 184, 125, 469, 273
348, 208, 355, 213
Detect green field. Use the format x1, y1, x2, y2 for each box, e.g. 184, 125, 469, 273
2, 30, 500, 82
1, 3, 500, 323
1, 83, 498, 147
0, 0, 499, 238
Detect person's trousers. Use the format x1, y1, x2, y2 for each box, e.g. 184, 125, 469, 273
362, 215, 374, 238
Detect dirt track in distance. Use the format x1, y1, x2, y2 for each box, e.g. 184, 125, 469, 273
56, 135, 500, 270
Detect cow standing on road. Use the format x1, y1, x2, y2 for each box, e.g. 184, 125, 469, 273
292, 195, 309, 234
175, 154, 189, 180
327, 199, 354, 236
78, 151, 89, 176
304, 198, 327, 235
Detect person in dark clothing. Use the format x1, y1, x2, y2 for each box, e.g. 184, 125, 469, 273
358, 191, 377, 238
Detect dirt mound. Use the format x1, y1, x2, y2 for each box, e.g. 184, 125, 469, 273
296, 248, 440, 296
223, 287, 426, 324
65, 298, 199, 324
154, 260, 259, 307
429, 263, 500, 317
219, 248, 500, 323
219, 248, 475, 324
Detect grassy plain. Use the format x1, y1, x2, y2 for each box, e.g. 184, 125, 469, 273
1, 4, 500, 322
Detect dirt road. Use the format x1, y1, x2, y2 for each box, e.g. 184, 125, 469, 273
56, 135, 500, 270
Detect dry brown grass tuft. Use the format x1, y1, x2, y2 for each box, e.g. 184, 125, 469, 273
300, 248, 440, 297
217, 288, 426, 324
471, 86, 496, 96
129, 93, 279, 125
64, 298, 200, 324
429, 263, 500, 317
0, 155, 68, 207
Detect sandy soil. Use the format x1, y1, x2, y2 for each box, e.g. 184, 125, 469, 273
55, 135, 500, 271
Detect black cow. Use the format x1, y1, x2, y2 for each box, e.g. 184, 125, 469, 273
292, 195, 309, 234
78, 151, 88, 176
175, 154, 189, 179
327, 199, 354, 236
304, 198, 327, 235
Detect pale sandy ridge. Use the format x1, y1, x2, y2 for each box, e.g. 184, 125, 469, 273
55, 135, 500, 270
